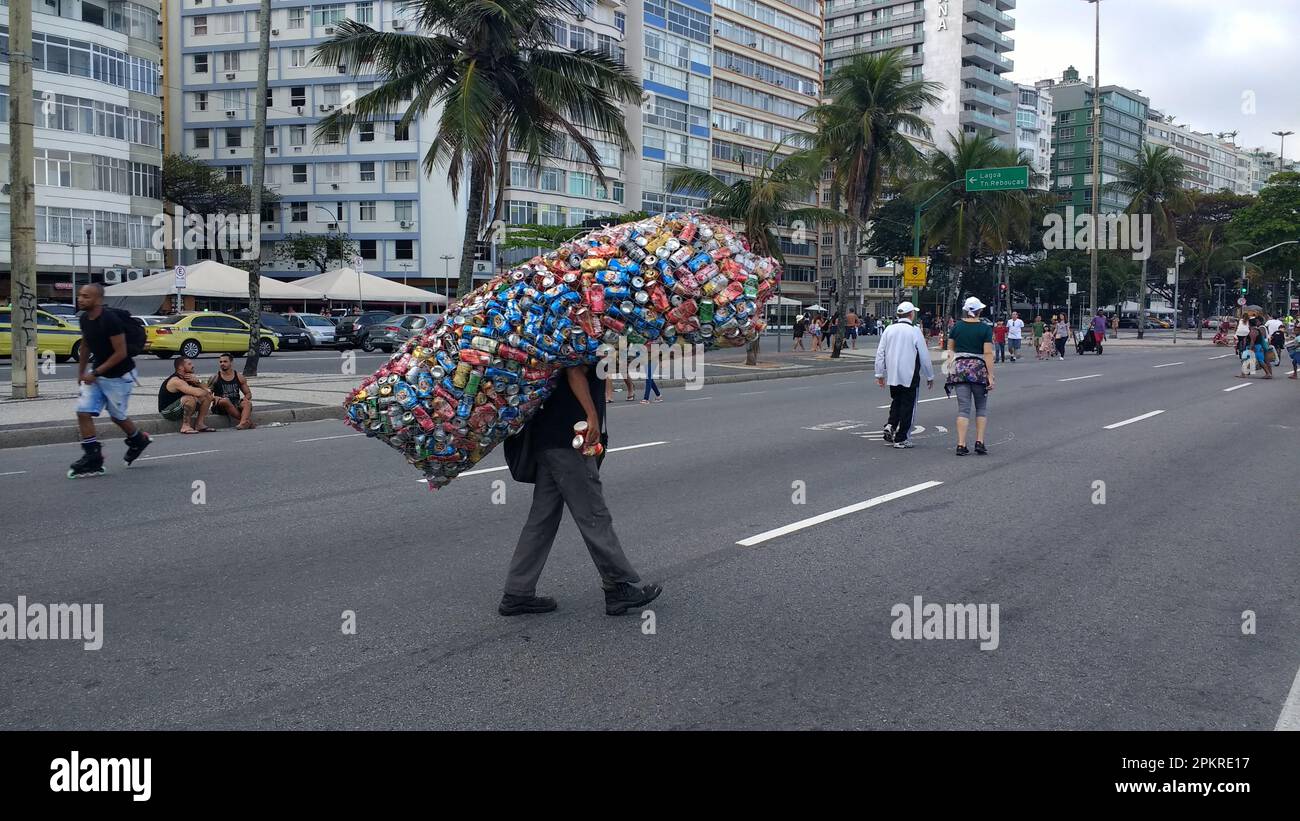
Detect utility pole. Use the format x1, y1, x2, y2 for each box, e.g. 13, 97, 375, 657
1170, 244, 1183, 344
243, 0, 272, 377
8, 0, 38, 398
1086, 0, 1103, 324
1274, 130, 1294, 164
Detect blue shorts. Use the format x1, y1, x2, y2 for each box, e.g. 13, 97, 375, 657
76, 371, 137, 421
1290, 350, 1300, 366
1008, 338, 1022, 351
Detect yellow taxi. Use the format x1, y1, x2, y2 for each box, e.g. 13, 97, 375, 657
145, 312, 279, 359
0, 307, 84, 362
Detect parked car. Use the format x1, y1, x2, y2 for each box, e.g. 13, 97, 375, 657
285, 313, 337, 347
132, 315, 171, 327
232, 310, 313, 351
335, 310, 395, 350
0, 307, 84, 362
39, 303, 79, 319
363, 313, 440, 353
145, 312, 279, 359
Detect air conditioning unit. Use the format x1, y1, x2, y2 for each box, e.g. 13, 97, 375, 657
268, 146, 278, 154
325, 26, 335, 34
147, 268, 165, 278
319, 104, 335, 112
337, 65, 347, 74
292, 146, 303, 152
225, 109, 237, 117
102, 267, 125, 284
125, 268, 144, 281
327, 223, 339, 231
472, 260, 493, 275
229, 148, 237, 155
271, 28, 279, 35
226, 72, 236, 80
145, 250, 162, 262
330, 183, 339, 189
576, 13, 586, 21
392, 19, 406, 30
400, 220, 413, 229
297, 261, 307, 269
295, 106, 304, 115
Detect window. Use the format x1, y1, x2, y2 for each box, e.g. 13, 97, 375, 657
222, 51, 241, 72
394, 239, 414, 260
193, 16, 208, 35
194, 92, 208, 112
354, 3, 374, 25
394, 201, 413, 223
359, 161, 376, 182
359, 201, 376, 221
193, 129, 210, 149
290, 48, 306, 68
359, 123, 375, 142
225, 166, 243, 183
225, 128, 242, 148
323, 126, 341, 144
292, 164, 307, 183
508, 201, 538, 224
313, 4, 345, 26
509, 162, 536, 188
568, 171, 594, 198
194, 54, 209, 73
393, 123, 410, 141
289, 125, 306, 146
615, 11, 625, 34
359, 239, 378, 260
291, 202, 307, 222
392, 160, 412, 181
323, 85, 341, 105
288, 8, 305, 29
322, 162, 343, 181
266, 87, 274, 108
290, 87, 306, 107
540, 167, 563, 192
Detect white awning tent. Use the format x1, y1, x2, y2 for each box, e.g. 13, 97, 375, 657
102, 260, 321, 315
765, 295, 803, 307
292, 267, 447, 306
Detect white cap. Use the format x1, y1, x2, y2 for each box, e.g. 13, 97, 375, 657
896, 301, 917, 315
962, 296, 986, 315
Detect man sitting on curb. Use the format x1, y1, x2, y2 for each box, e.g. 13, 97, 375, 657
158, 357, 215, 433
208, 354, 257, 429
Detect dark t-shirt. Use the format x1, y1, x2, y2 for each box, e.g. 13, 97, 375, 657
531, 365, 607, 451
158, 376, 187, 412
949, 319, 993, 355
79, 308, 135, 378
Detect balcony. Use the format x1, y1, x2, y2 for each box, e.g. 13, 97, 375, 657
960, 64, 1014, 94
962, 43, 1014, 73
963, 20, 1014, 51
960, 109, 1011, 134
963, 0, 1015, 32
960, 87, 1013, 114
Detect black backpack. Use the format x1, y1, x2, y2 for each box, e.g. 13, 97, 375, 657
107, 307, 147, 357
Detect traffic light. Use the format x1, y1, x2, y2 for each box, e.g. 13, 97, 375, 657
1240, 285, 1248, 295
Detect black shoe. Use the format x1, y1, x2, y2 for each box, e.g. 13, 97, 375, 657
123, 431, 152, 466
882, 427, 895, 443
974, 441, 988, 455
68, 445, 105, 479
955, 445, 969, 456
604, 582, 662, 616
498, 593, 558, 616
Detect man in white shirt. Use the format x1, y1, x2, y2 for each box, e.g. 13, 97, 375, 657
874, 301, 935, 449
1006, 311, 1025, 362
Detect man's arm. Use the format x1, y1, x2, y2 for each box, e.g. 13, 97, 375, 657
82, 333, 127, 384
917, 328, 935, 383
874, 328, 890, 386
566, 365, 601, 445
237, 373, 253, 400
170, 376, 211, 399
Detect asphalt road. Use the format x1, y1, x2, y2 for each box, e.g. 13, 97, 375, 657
1, 346, 1297, 729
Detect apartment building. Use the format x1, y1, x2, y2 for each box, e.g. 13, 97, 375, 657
1144, 110, 1248, 195
1015, 81, 1051, 187
0, 0, 165, 299
1244, 148, 1296, 194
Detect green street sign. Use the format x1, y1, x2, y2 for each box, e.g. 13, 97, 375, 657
965, 165, 1029, 192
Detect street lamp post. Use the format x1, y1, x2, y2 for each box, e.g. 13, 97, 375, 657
1170, 244, 1183, 344
397, 261, 413, 314
1241, 240, 1300, 317
1274, 130, 1294, 164
440, 254, 454, 307
1085, 0, 1103, 323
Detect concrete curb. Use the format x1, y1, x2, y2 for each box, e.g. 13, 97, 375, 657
0, 355, 936, 450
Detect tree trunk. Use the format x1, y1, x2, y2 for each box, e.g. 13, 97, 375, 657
1137, 255, 1148, 340
243, 0, 272, 378
457, 162, 488, 299
745, 337, 759, 365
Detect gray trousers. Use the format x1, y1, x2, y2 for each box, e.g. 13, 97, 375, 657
504, 447, 641, 596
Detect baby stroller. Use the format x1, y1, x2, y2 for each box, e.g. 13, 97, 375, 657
1075, 327, 1103, 355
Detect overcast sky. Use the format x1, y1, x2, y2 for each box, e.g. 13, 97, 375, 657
1008, 0, 1300, 158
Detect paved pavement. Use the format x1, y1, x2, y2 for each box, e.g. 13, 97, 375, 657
2, 345, 1296, 730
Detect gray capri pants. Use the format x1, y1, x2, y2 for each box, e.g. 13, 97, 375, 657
953, 382, 989, 419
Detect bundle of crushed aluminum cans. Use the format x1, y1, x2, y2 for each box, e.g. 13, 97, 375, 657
343, 212, 780, 490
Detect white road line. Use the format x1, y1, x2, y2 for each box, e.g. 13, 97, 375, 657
295, 433, 364, 443
738, 391, 767, 396
1059, 374, 1102, 382
876, 395, 954, 410
1208, 354, 1234, 360
1103, 410, 1165, 430
1223, 383, 1252, 392
833, 381, 858, 385
0, 470, 27, 477
1152, 362, 1185, 368
136, 449, 219, 461
417, 441, 670, 482
685, 396, 712, 401
736, 481, 944, 547
1275, 661, 1300, 730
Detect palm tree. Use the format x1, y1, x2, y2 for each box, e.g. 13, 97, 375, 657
665, 146, 853, 364
1179, 226, 1251, 338
805, 50, 942, 356
1104, 144, 1189, 337
912, 133, 1038, 319
314, 0, 642, 298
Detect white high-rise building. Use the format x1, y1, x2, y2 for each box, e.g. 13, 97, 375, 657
1, 0, 165, 299
165, 1, 465, 291
1244, 148, 1297, 194
1144, 110, 1249, 195
1014, 81, 1051, 187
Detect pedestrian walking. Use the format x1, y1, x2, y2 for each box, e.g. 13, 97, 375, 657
811, 316, 825, 351
640, 347, 662, 403
1032, 314, 1045, 353
945, 296, 995, 456
1266, 316, 1285, 366
1285, 332, 1300, 379
992, 319, 1008, 363
874, 301, 934, 449
501, 362, 662, 616
1053, 315, 1070, 360
845, 309, 859, 349
1235, 316, 1250, 355
1006, 311, 1025, 361
1090, 310, 1108, 348
792, 313, 807, 350
69, 283, 151, 477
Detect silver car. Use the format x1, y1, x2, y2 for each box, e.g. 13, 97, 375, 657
286, 314, 337, 347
